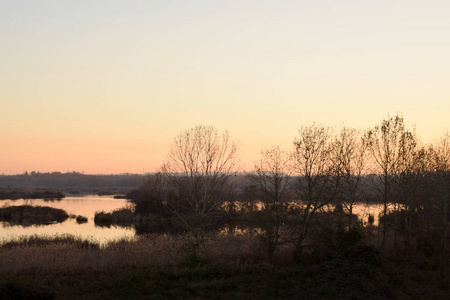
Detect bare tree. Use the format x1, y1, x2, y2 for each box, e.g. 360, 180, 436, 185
428, 132, 450, 250
291, 123, 341, 258
161, 125, 239, 254
247, 146, 292, 260
364, 114, 414, 248
334, 126, 368, 229
393, 129, 427, 248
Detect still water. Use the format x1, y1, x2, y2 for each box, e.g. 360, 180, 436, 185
0, 195, 135, 245
0, 195, 386, 245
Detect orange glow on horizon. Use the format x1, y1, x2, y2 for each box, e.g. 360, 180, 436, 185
1, 1, 449, 175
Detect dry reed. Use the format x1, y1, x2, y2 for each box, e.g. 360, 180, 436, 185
0, 233, 268, 275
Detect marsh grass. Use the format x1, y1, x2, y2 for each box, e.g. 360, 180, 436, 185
0, 234, 99, 250
0, 246, 402, 300
0, 233, 272, 276
1, 233, 450, 299
0, 234, 183, 275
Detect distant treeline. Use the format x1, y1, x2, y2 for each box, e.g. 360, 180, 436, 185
0, 189, 65, 200
0, 172, 147, 193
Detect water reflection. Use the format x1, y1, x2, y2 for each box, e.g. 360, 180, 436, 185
0, 195, 387, 245
0, 195, 135, 245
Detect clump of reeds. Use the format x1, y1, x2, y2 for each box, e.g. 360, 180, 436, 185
70, 214, 88, 224
94, 206, 134, 227
0, 205, 69, 225
0, 234, 99, 250
94, 211, 113, 223
75, 215, 88, 224
26, 190, 65, 200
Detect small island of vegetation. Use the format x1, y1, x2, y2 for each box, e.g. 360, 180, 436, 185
0, 205, 69, 225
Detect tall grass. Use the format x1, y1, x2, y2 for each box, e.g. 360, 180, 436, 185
0, 234, 99, 250
0, 233, 268, 275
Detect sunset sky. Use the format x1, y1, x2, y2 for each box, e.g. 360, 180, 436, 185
1, 0, 450, 174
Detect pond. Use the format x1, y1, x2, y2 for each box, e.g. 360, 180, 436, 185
0, 195, 135, 245
0, 195, 386, 245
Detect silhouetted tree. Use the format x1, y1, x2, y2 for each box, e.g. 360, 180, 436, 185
393, 129, 426, 248
364, 114, 414, 248
334, 126, 368, 229
428, 132, 450, 250
128, 173, 168, 217
247, 146, 292, 260
291, 123, 341, 258
161, 125, 239, 254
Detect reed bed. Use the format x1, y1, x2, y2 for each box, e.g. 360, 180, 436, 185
0, 234, 178, 275
0, 205, 69, 225
0, 233, 266, 275
0, 234, 99, 250
94, 206, 134, 226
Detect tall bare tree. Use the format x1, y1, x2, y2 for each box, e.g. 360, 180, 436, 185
428, 132, 450, 250
291, 123, 340, 258
364, 114, 414, 248
161, 125, 239, 254
247, 146, 292, 260
394, 129, 426, 248
334, 127, 368, 229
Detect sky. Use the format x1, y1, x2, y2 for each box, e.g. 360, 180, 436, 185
1, 0, 450, 174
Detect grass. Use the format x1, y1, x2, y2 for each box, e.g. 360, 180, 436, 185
0, 234, 184, 275
0, 251, 412, 300
0, 264, 271, 300
0, 233, 264, 275
1, 233, 450, 299
0, 234, 100, 250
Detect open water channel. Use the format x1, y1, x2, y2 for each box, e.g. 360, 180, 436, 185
0, 195, 135, 245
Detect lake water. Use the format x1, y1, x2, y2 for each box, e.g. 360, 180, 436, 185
0, 195, 386, 245
0, 195, 135, 245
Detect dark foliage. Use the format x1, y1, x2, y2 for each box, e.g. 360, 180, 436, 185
94, 208, 134, 227
127, 174, 170, 217
75, 215, 88, 224
0, 281, 55, 300
0, 205, 69, 225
